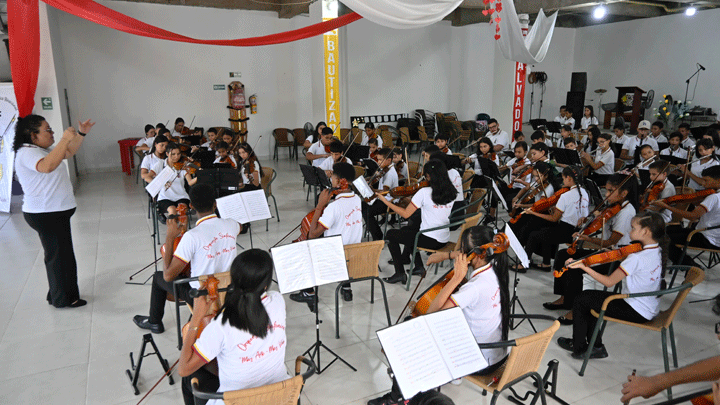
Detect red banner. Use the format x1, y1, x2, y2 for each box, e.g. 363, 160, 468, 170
512, 62, 526, 135
9, 0, 362, 116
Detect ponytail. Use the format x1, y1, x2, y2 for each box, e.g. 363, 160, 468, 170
562, 165, 584, 200
633, 212, 669, 277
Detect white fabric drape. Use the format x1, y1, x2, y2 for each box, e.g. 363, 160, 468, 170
496, 0, 558, 64
341, 0, 464, 29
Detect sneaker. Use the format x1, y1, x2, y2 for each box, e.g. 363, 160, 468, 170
289, 291, 315, 303
133, 315, 164, 334
450, 378, 463, 385
572, 345, 609, 360
367, 392, 408, 405
341, 287, 353, 302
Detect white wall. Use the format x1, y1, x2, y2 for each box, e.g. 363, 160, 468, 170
573, 8, 720, 125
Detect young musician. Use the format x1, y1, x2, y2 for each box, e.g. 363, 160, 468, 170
509, 131, 525, 150
555, 138, 578, 170
530, 130, 546, 145
133, 183, 241, 334
290, 162, 363, 304
485, 118, 510, 152
368, 138, 380, 162
557, 212, 668, 360
170, 117, 185, 139
636, 145, 656, 187
306, 126, 334, 167
560, 125, 574, 146
178, 249, 288, 405
191, 128, 218, 153
213, 142, 237, 168
468, 137, 500, 167
644, 161, 676, 223
135, 124, 156, 153
304, 121, 326, 149
546, 174, 638, 324
152, 143, 198, 219
156, 122, 166, 133
361, 122, 383, 148
467, 138, 501, 223
140, 134, 168, 183
429, 152, 466, 227
579, 106, 599, 134
612, 124, 629, 146
678, 123, 696, 149
620, 120, 659, 166
651, 121, 668, 143
363, 148, 399, 241
654, 166, 720, 265
660, 132, 688, 159
564, 109, 576, 130
368, 226, 510, 405
581, 132, 614, 185
583, 126, 600, 155
319, 140, 351, 176
679, 138, 718, 190
392, 148, 409, 183
520, 166, 589, 271
238, 142, 262, 191
377, 160, 457, 284
502, 142, 531, 203
554, 106, 568, 125
510, 161, 555, 215
434, 133, 452, 155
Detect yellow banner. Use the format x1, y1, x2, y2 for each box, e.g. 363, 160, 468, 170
323, 19, 340, 136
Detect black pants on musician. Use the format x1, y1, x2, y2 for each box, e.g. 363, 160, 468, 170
148, 271, 193, 325
552, 248, 616, 310
508, 215, 554, 246
157, 198, 191, 214
471, 175, 499, 210
572, 290, 649, 353
24, 208, 80, 307
449, 200, 466, 231
181, 365, 220, 405
668, 227, 720, 266
526, 221, 576, 266
386, 226, 445, 276
363, 200, 389, 241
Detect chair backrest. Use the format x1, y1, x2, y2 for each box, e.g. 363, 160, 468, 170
462, 170, 474, 191
261, 167, 276, 196
381, 130, 393, 148
465, 189, 488, 215
614, 158, 625, 172
656, 266, 704, 329
344, 241, 385, 279
353, 165, 366, 179
498, 321, 560, 389
222, 374, 305, 405
350, 128, 362, 144
450, 212, 484, 248
292, 128, 305, 145
273, 128, 291, 143
197, 271, 232, 308
417, 126, 429, 141
400, 127, 410, 143
339, 128, 351, 143
408, 161, 420, 179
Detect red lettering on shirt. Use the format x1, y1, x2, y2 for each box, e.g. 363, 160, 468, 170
344, 206, 361, 220
241, 356, 253, 363
237, 336, 258, 351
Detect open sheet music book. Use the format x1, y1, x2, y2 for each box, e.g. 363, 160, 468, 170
270, 236, 348, 294
215, 189, 272, 224
353, 176, 374, 199
376, 307, 487, 399
145, 166, 176, 198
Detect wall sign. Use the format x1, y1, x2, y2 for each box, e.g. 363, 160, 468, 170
213, 84, 226, 91
41, 97, 53, 110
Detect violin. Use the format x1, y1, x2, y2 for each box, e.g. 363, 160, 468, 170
510, 163, 533, 188
366, 163, 393, 187
293, 179, 351, 243
389, 180, 429, 198
441, 146, 449, 154
655, 188, 715, 206
218, 156, 237, 169
510, 181, 544, 217
370, 150, 379, 162
509, 187, 570, 224
554, 243, 643, 278
567, 202, 624, 255
160, 203, 191, 280
410, 233, 510, 317
181, 275, 219, 338
640, 181, 666, 211
690, 393, 713, 405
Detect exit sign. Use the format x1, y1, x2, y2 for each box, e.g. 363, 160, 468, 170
213, 84, 226, 91
41, 97, 53, 110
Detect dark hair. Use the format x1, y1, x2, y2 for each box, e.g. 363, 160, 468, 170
606, 173, 638, 210
530, 130, 545, 142
586, 126, 600, 152
311, 121, 327, 143
458, 225, 510, 341
408, 390, 456, 405
435, 133, 449, 141
704, 129, 720, 150
533, 161, 556, 187
376, 147, 392, 159
564, 137, 577, 146
597, 132, 612, 142
701, 165, 720, 179
530, 142, 549, 156
695, 138, 715, 159
166, 142, 181, 154
639, 144, 654, 155
174, 117, 184, 126
216, 141, 229, 151
652, 121, 664, 129
487, 118, 498, 126
424, 144, 440, 154
156, 123, 166, 130
585, 105, 595, 118
149, 134, 169, 156
368, 138, 378, 146
144, 124, 154, 134
513, 130, 524, 139
217, 249, 274, 338
678, 123, 691, 130
188, 183, 216, 212
423, 160, 457, 205
13, 114, 45, 152
207, 128, 217, 135
668, 131, 682, 141
613, 123, 625, 131
478, 137, 495, 154
560, 105, 567, 110
329, 140, 344, 154
238, 142, 263, 176
514, 141, 528, 152
561, 124, 572, 133
332, 162, 355, 183
158, 128, 171, 138
562, 165, 584, 200
649, 160, 668, 171
364, 122, 375, 129
633, 212, 669, 277
321, 126, 334, 136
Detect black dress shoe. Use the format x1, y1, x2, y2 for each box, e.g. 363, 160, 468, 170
572, 344, 608, 360
384, 273, 407, 284
557, 316, 574, 326
133, 315, 165, 334
542, 302, 566, 310
557, 337, 575, 352
240, 223, 250, 234
289, 291, 315, 303
412, 267, 425, 276
341, 287, 353, 302
387, 258, 411, 265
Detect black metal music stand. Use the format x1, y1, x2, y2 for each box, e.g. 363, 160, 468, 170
503, 224, 537, 333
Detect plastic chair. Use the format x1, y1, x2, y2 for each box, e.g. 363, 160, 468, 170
292, 128, 306, 161
260, 167, 280, 231
417, 212, 483, 274
578, 266, 705, 400
464, 316, 561, 405
273, 128, 295, 161
191, 356, 316, 405
669, 225, 720, 287
334, 241, 391, 338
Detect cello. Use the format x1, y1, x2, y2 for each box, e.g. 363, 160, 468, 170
293, 179, 351, 243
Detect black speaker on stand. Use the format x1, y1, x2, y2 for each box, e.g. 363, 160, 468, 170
566, 91, 585, 131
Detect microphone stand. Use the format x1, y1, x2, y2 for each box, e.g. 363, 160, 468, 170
682, 64, 704, 121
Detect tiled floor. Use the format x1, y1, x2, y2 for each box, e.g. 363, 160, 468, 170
1, 154, 719, 405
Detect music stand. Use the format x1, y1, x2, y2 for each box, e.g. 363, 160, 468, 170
299, 164, 331, 206
444, 154, 463, 171
657, 142, 669, 152
658, 155, 688, 166
503, 224, 537, 333
530, 119, 548, 130
638, 169, 651, 189
584, 178, 604, 207
550, 148, 582, 166
545, 122, 563, 145
184, 135, 203, 146
194, 150, 216, 168
346, 144, 370, 164
196, 168, 241, 198
611, 143, 624, 157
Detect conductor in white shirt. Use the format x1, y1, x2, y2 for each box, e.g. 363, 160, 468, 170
13, 115, 95, 308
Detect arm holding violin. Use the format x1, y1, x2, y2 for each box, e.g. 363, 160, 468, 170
426, 255, 468, 314
652, 200, 707, 221
567, 259, 626, 288
177, 295, 213, 377
527, 207, 562, 222
375, 192, 417, 219
162, 218, 188, 282
308, 189, 332, 239
621, 356, 720, 402
185, 172, 198, 186
573, 230, 623, 251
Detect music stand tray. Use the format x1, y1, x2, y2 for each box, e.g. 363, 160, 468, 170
346, 144, 370, 163
530, 119, 548, 130
550, 148, 582, 166
545, 122, 562, 134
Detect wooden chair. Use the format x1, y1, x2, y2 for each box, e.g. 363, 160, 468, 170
260, 167, 281, 231
353, 165, 365, 180
578, 266, 705, 400
416, 212, 483, 275
272, 128, 295, 161
399, 127, 420, 152
334, 241, 391, 338
464, 317, 561, 405
292, 128, 306, 160
191, 356, 316, 405
614, 158, 626, 172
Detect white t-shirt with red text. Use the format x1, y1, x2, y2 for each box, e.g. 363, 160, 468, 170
318, 192, 363, 244
411, 187, 454, 243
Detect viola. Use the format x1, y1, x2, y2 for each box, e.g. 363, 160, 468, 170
218, 156, 236, 169
640, 181, 665, 211
181, 275, 219, 338
441, 146, 449, 154
567, 202, 624, 255
160, 203, 191, 280
293, 179, 351, 243
554, 243, 643, 278
656, 188, 715, 206
411, 234, 510, 317
389, 180, 429, 198
509, 187, 570, 224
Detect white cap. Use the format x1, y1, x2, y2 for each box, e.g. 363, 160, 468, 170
638, 120, 651, 130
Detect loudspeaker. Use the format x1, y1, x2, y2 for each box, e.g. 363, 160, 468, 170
566, 91, 585, 130
570, 72, 587, 93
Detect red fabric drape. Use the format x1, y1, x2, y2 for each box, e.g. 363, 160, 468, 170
9, 0, 362, 116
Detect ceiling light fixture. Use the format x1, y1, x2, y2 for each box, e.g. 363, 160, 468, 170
592, 4, 607, 20
685, 6, 697, 16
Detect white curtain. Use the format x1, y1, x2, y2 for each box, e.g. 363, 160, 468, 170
496, 0, 558, 64
340, 0, 464, 29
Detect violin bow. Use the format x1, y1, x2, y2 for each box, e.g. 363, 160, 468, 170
188, 115, 196, 130
462, 137, 482, 151
340, 128, 361, 161
681, 145, 694, 187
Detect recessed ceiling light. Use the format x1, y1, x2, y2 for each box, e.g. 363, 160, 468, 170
685, 6, 697, 16
593, 4, 607, 20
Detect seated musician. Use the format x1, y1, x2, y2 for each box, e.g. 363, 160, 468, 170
150, 143, 198, 220
367, 225, 509, 405
306, 126, 334, 167
156, 122, 166, 133
580, 132, 614, 186
557, 212, 667, 360
319, 140, 351, 177
237, 142, 262, 191
661, 132, 688, 160
510, 161, 556, 215
559, 125, 574, 147
392, 148, 408, 184
513, 166, 589, 271
170, 117, 185, 139
467, 138, 501, 224
368, 138, 380, 162
611, 123, 629, 148
363, 148, 399, 241
428, 152, 466, 228
304, 121, 326, 149
653, 166, 720, 266
678, 123, 696, 149
178, 249, 289, 405
582, 126, 599, 155
133, 183, 241, 334
579, 106, 599, 135
650, 121, 668, 143
500, 141, 531, 205
140, 133, 168, 183
635, 144, 656, 188
564, 109, 576, 130
546, 174, 638, 325
290, 162, 363, 305
191, 128, 218, 153
434, 133, 452, 155
677, 138, 719, 190
530, 130, 546, 146
213, 142, 237, 168
554, 106, 568, 125
509, 130, 525, 150
135, 124, 156, 153
485, 118, 510, 152
376, 160, 457, 284
620, 120, 659, 168
642, 161, 676, 224
361, 122, 383, 148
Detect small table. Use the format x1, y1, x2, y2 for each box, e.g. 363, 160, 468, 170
118, 138, 141, 176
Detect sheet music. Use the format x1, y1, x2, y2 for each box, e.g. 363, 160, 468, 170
270, 243, 315, 293
352, 176, 374, 199
215, 193, 251, 224
504, 224, 530, 268
308, 237, 349, 286
145, 166, 175, 197
377, 318, 452, 399
242, 189, 272, 221
424, 308, 487, 379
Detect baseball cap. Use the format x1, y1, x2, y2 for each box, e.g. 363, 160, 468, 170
638, 120, 651, 130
